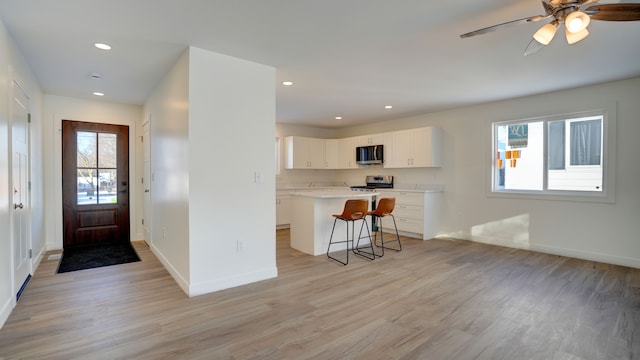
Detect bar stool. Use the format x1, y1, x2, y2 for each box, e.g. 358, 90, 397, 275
367, 197, 401, 257
327, 199, 375, 265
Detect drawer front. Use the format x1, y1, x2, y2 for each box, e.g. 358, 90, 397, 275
392, 204, 424, 220
385, 191, 424, 206
397, 217, 423, 233
382, 217, 423, 234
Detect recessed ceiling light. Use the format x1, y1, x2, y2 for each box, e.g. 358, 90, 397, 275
385, 105, 393, 109
282, 81, 293, 86
94, 43, 111, 50
93, 92, 104, 96
89, 72, 103, 80
335, 116, 342, 120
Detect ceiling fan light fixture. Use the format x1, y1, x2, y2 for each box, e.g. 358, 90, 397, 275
565, 27, 589, 44
533, 21, 559, 45
565, 11, 591, 33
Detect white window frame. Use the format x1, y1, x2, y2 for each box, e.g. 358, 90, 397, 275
489, 104, 616, 203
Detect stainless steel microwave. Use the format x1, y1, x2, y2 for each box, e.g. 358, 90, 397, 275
356, 145, 383, 165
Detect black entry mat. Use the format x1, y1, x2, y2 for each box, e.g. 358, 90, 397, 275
57, 242, 140, 273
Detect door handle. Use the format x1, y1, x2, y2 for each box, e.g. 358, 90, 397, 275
14, 203, 24, 209
144, 189, 150, 193
120, 190, 127, 194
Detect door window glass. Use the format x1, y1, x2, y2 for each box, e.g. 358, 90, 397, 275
77, 131, 118, 205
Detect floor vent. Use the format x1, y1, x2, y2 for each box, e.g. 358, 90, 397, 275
48, 253, 62, 260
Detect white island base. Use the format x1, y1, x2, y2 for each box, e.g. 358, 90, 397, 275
289, 190, 378, 256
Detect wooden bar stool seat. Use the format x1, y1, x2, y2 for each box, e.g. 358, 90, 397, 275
366, 197, 401, 257
327, 199, 375, 265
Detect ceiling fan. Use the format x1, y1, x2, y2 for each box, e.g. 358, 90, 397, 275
460, 1, 640, 55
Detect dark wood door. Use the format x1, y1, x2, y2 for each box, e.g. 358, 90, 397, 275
62, 120, 130, 247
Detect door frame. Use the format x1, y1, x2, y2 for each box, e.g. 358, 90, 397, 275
61, 120, 130, 247
9, 71, 32, 303
52, 112, 139, 250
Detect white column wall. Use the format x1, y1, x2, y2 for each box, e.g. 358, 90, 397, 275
143, 50, 191, 291
143, 47, 277, 296
187, 47, 277, 296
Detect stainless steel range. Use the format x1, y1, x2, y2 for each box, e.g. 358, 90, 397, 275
350, 175, 394, 191
350, 175, 393, 231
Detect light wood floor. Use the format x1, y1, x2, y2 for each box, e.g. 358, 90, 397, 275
1, 230, 639, 360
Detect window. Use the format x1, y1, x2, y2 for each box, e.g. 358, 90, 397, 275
491, 108, 614, 202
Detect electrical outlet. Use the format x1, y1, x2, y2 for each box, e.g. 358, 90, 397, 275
237, 240, 245, 252
163, 227, 167, 239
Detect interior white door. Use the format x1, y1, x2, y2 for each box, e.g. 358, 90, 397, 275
11, 79, 31, 297
143, 120, 151, 243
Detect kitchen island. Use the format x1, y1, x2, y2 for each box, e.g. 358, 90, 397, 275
289, 190, 378, 256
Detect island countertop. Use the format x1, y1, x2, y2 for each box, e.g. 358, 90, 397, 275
289, 190, 377, 256
289, 190, 379, 199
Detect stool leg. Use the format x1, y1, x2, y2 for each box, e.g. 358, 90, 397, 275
380, 214, 402, 252
327, 218, 348, 265
353, 218, 375, 260
376, 215, 385, 257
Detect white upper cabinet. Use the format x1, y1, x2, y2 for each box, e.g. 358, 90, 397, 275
356, 133, 385, 146
338, 137, 359, 169
385, 127, 442, 168
284, 127, 441, 170
325, 139, 339, 169
284, 136, 327, 169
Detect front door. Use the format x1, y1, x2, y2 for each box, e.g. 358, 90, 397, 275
11, 79, 31, 297
62, 120, 130, 247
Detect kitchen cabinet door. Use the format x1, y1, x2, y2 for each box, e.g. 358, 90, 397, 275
388, 130, 413, 168
412, 127, 441, 167
276, 194, 291, 227
357, 133, 385, 146
284, 136, 325, 169
338, 137, 359, 169
307, 138, 326, 169
325, 139, 339, 169
385, 127, 441, 168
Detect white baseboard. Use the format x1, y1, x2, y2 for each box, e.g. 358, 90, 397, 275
148, 243, 190, 296
530, 243, 640, 269
189, 267, 278, 297
0, 296, 13, 330
32, 245, 47, 273
437, 232, 640, 269
149, 242, 278, 298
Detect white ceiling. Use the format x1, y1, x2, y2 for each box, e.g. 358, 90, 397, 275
1, 0, 639, 128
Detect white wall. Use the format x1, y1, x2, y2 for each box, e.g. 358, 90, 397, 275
333, 77, 640, 268
143, 50, 191, 290
144, 47, 278, 296
0, 19, 44, 328
43, 95, 143, 250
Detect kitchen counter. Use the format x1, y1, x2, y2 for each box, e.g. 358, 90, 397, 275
289, 189, 379, 198
289, 190, 377, 256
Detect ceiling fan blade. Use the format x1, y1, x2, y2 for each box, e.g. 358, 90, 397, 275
460, 14, 550, 38
585, 4, 640, 21
524, 38, 546, 56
